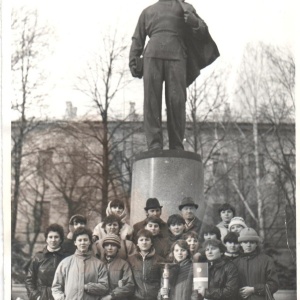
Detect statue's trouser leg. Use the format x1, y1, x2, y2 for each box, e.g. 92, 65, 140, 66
164, 59, 186, 150
143, 57, 164, 150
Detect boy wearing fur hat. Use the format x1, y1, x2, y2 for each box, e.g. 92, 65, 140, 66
235, 228, 279, 300
101, 234, 135, 300
61, 214, 87, 255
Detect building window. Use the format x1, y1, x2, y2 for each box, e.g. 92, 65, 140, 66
37, 149, 53, 174
36, 201, 50, 232
248, 153, 265, 178
212, 152, 220, 175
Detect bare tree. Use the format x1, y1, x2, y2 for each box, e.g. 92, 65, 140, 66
11, 7, 54, 240
235, 42, 295, 242
74, 29, 138, 218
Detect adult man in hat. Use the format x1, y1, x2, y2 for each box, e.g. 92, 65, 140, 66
129, 0, 219, 150
132, 198, 168, 242
178, 197, 202, 235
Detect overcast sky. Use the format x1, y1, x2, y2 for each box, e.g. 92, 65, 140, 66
11, 0, 297, 120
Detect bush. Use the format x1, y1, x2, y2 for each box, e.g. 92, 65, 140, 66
11, 238, 30, 284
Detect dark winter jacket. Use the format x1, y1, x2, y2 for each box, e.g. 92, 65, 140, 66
161, 258, 198, 300
203, 258, 239, 300
128, 248, 165, 300
234, 250, 279, 300
223, 252, 240, 262
104, 256, 135, 300
25, 247, 69, 300
61, 238, 76, 255
152, 234, 169, 258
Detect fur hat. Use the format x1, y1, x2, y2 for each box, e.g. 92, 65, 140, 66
238, 228, 260, 243
102, 234, 121, 248
228, 217, 247, 231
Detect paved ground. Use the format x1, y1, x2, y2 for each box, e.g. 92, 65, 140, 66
11, 285, 297, 300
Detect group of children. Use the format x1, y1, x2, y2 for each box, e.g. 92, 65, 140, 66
24, 197, 279, 300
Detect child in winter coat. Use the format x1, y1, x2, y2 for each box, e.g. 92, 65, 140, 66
144, 216, 169, 257
216, 203, 235, 241
159, 240, 198, 300
101, 234, 135, 300
128, 229, 165, 300
52, 227, 108, 300
223, 232, 240, 262
93, 199, 133, 241
197, 239, 239, 300
235, 228, 279, 300
93, 215, 136, 260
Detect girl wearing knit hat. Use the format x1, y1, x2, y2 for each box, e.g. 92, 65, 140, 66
235, 228, 279, 299
228, 217, 247, 235
101, 234, 135, 300
93, 215, 136, 260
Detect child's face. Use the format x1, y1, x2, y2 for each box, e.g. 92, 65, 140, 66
73, 221, 86, 230
145, 222, 160, 236
220, 210, 234, 223
137, 236, 152, 251
173, 244, 188, 262
105, 222, 120, 235
205, 245, 222, 261
203, 233, 217, 241
111, 205, 124, 216
241, 241, 257, 253
104, 243, 118, 257
225, 241, 240, 253
230, 224, 244, 233
74, 234, 91, 253
46, 231, 62, 250
169, 223, 185, 236
185, 237, 199, 252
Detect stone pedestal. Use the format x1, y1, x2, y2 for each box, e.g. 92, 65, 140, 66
130, 150, 205, 225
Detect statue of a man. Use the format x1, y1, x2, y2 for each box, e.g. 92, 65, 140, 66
129, 0, 219, 151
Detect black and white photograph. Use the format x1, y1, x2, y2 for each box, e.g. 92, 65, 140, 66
2, 0, 297, 299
